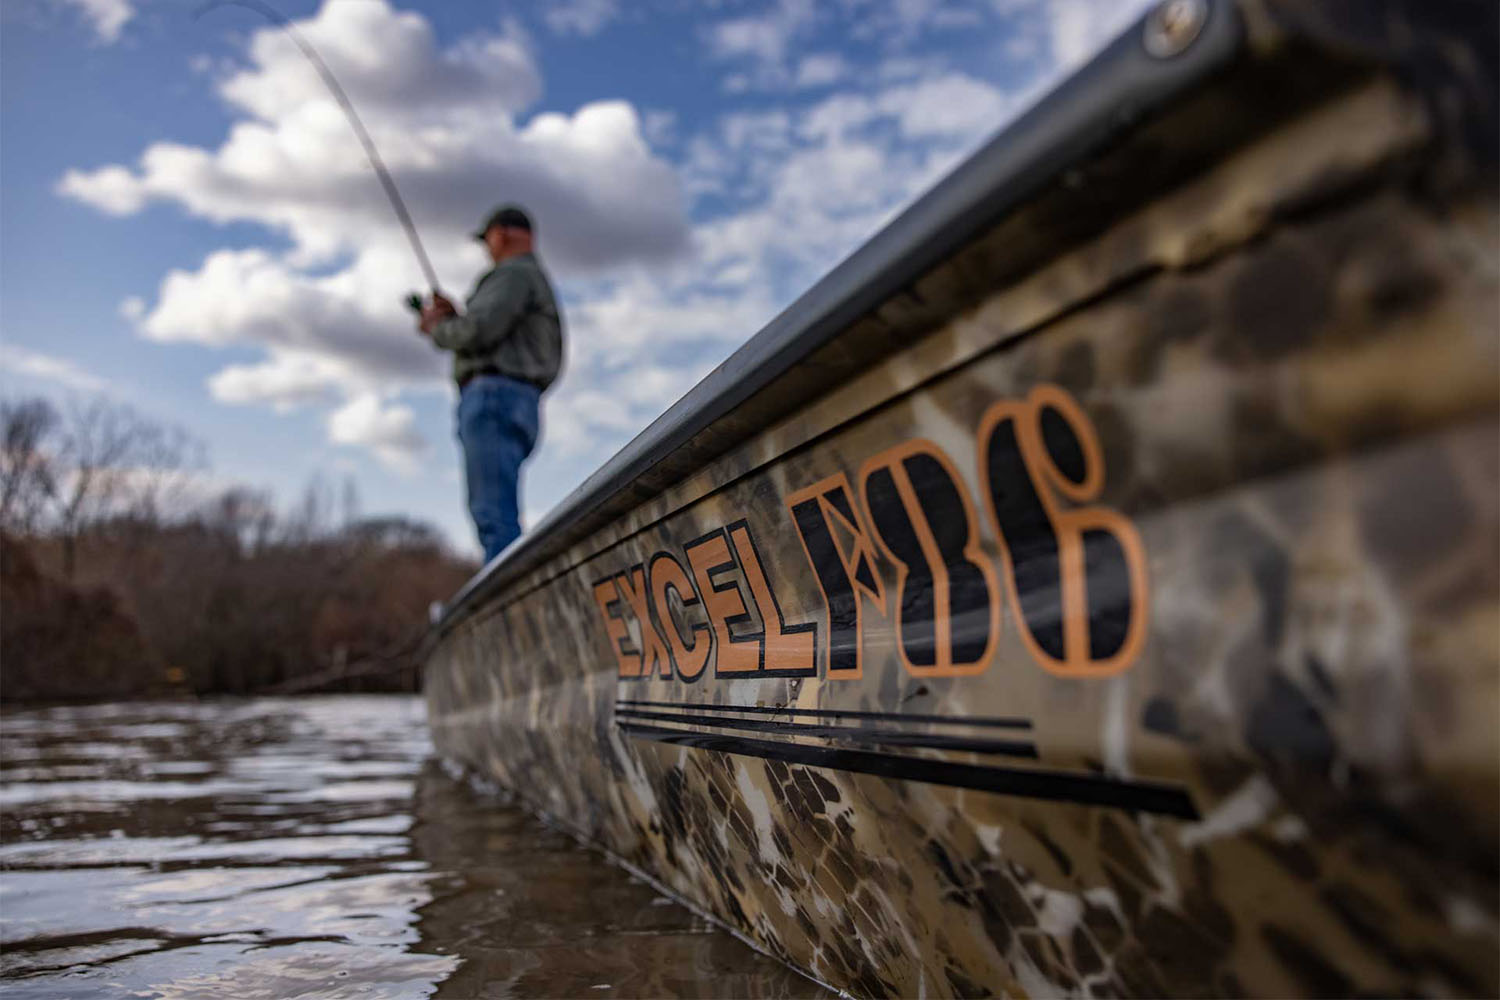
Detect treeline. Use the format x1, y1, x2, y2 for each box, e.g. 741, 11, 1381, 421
1, 395, 477, 702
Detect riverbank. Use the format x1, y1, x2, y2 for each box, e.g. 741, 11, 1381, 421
0, 519, 474, 702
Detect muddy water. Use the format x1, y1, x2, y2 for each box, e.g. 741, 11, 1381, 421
0, 697, 829, 998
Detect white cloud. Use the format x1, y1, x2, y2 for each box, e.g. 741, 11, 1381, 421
543, 0, 620, 37
708, 0, 814, 64
876, 74, 1014, 138
876, 55, 947, 82
60, 0, 134, 45
209, 354, 343, 413
134, 246, 445, 395
327, 394, 426, 472
790, 74, 1011, 147
794, 53, 849, 89
118, 296, 146, 321
642, 109, 678, 148
704, 0, 817, 90
58, 1, 687, 275
849, 0, 986, 45
216, 6, 540, 123
0, 344, 108, 392
57, 164, 145, 216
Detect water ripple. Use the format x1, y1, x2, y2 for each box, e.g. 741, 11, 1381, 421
0, 696, 828, 999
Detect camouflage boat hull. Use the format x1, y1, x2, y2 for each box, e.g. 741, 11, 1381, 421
425, 2, 1498, 995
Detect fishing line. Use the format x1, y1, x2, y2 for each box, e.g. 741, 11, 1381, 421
195, 0, 441, 296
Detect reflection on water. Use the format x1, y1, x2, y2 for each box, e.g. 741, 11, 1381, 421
0, 697, 827, 999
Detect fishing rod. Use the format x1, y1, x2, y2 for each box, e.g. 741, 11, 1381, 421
195, 0, 439, 310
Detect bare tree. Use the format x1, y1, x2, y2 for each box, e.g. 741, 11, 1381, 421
200, 486, 278, 555
125, 422, 207, 525
0, 398, 59, 535
280, 474, 346, 546
51, 397, 201, 578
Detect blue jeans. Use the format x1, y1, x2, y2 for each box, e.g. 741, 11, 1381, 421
457, 375, 539, 562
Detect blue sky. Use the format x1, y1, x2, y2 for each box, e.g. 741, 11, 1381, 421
1, 0, 1148, 555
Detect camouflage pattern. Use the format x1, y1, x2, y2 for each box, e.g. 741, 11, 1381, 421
426, 4, 1498, 996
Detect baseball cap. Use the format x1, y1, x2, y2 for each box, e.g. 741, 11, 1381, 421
473, 204, 533, 240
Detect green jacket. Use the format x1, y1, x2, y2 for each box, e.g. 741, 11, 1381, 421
430, 252, 563, 390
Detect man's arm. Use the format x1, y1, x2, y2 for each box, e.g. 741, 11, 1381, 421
427, 267, 529, 353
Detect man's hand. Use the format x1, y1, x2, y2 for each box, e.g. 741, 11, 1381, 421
418, 292, 457, 336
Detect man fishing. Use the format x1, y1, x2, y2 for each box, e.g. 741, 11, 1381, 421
196, 6, 561, 564
418, 205, 563, 563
